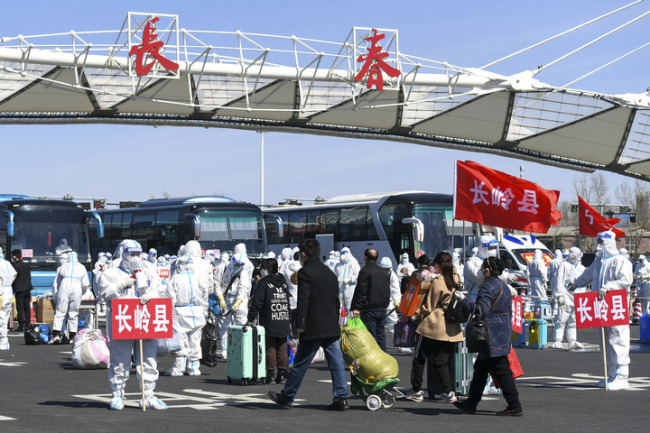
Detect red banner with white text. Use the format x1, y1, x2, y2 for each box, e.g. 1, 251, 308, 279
574, 290, 628, 329
454, 161, 562, 233
111, 298, 173, 340
578, 196, 625, 238
511, 296, 524, 334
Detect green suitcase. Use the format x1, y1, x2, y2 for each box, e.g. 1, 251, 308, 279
226, 325, 266, 385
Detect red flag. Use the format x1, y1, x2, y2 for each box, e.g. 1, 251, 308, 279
454, 160, 562, 233
578, 196, 625, 238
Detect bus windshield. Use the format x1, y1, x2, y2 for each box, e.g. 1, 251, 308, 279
411, 204, 454, 258
196, 209, 265, 256
11, 206, 90, 267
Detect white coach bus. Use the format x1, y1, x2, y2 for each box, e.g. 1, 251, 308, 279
263, 191, 478, 266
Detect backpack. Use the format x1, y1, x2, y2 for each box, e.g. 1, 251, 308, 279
443, 290, 471, 324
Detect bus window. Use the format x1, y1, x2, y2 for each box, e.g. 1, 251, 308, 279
198, 212, 229, 241
229, 211, 262, 240
289, 211, 306, 243
264, 213, 285, 244
379, 203, 409, 256
132, 212, 155, 247
306, 209, 322, 239
412, 205, 449, 257
340, 207, 368, 241
365, 208, 378, 240
320, 208, 339, 241
119, 213, 133, 239
155, 209, 181, 255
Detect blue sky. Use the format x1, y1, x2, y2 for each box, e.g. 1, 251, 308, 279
1, 1, 648, 208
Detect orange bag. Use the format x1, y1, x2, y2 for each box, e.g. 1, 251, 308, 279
398, 277, 428, 317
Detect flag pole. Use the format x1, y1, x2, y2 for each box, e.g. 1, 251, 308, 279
601, 327, 608, 391
140, 339, 146, 411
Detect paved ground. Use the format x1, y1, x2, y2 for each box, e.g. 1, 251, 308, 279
1, 323, 648, 433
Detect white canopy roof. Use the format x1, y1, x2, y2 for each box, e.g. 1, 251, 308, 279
1, 17, 649, 181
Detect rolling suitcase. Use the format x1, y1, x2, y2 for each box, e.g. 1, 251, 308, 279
528, 319, 548, 349
427, 340, 474, 397
201, 313, 219, 367
226, 325, 266, 385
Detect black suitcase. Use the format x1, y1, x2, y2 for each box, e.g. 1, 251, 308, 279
200, 314, 219, 367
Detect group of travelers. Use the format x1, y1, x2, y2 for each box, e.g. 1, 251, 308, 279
2, 227, 635, 414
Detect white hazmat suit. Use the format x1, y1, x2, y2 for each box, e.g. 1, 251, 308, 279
335, 248, 360, 311
216, 245, 254, 357
165, 240, 211, 377
51, 252, 91, 341
96, 239, 167, 410
551, 247, 584, 350
574, 231, 633, 391
635, 255, 650, 315
527, 249, 548, 302
464, 235, 497, 299
0, 248, 17, 350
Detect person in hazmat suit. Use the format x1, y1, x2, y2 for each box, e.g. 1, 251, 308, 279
0, 247, 17, 350
527, 249, 548, 303
50, 251, 91, 344
551, 247, 584, 350
464, 235, 498, 300
164, 240, 211, 377
96, 239, 168, 410
573, 230, 633, 390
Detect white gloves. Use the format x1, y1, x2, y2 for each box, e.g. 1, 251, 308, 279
118, 277, 135, 290
557, 296, 565, 307
140, 290, 156, 305
598, 287, 608, 300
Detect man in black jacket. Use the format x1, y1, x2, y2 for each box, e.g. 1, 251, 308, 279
351, 248, 391, 351
11, 249, 33, 332
268, 239, 349, 411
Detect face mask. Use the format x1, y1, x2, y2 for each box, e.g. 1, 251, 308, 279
487, 248, 497, 258
123, 254, 142, 272
260, 269, 269, 278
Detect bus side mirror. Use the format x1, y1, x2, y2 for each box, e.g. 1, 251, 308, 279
185, 213, 200, 239
4, 210, 14, 237
402, 217, 424, 243
267, 214, 284, 238
91, 212, 104, 239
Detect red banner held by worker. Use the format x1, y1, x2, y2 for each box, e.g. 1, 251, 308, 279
111, 298, 173, 340
454, 160, 562, 233
575, 289, 628, 329
578, 196, 625, 238
511, 296, 523, 334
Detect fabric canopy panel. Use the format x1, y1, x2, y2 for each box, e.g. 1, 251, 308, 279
0, 26, 649, 184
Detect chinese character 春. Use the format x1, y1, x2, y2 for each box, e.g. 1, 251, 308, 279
492, 186, 515, 210
517, 189, 540, 214
471, 180, 489, 205
576, 297, 592, 323
129, 17, 179, 76
116, 304, 132, 334
610, 294, 626, 321
354, 29, 401, 91
153, 304, 169, 333
134, 305, 151, 333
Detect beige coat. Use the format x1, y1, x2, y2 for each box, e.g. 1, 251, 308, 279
415, 274, 464, 342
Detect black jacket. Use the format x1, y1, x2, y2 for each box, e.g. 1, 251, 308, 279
247, 273, 291, 338
11, 260, 33, 294
351, 261, 391, 312
295, 257, 341, 341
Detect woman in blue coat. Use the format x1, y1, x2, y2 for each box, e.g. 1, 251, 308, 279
454, 256, 523, 416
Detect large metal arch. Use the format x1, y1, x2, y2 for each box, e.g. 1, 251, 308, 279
1, 22, 650, 182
